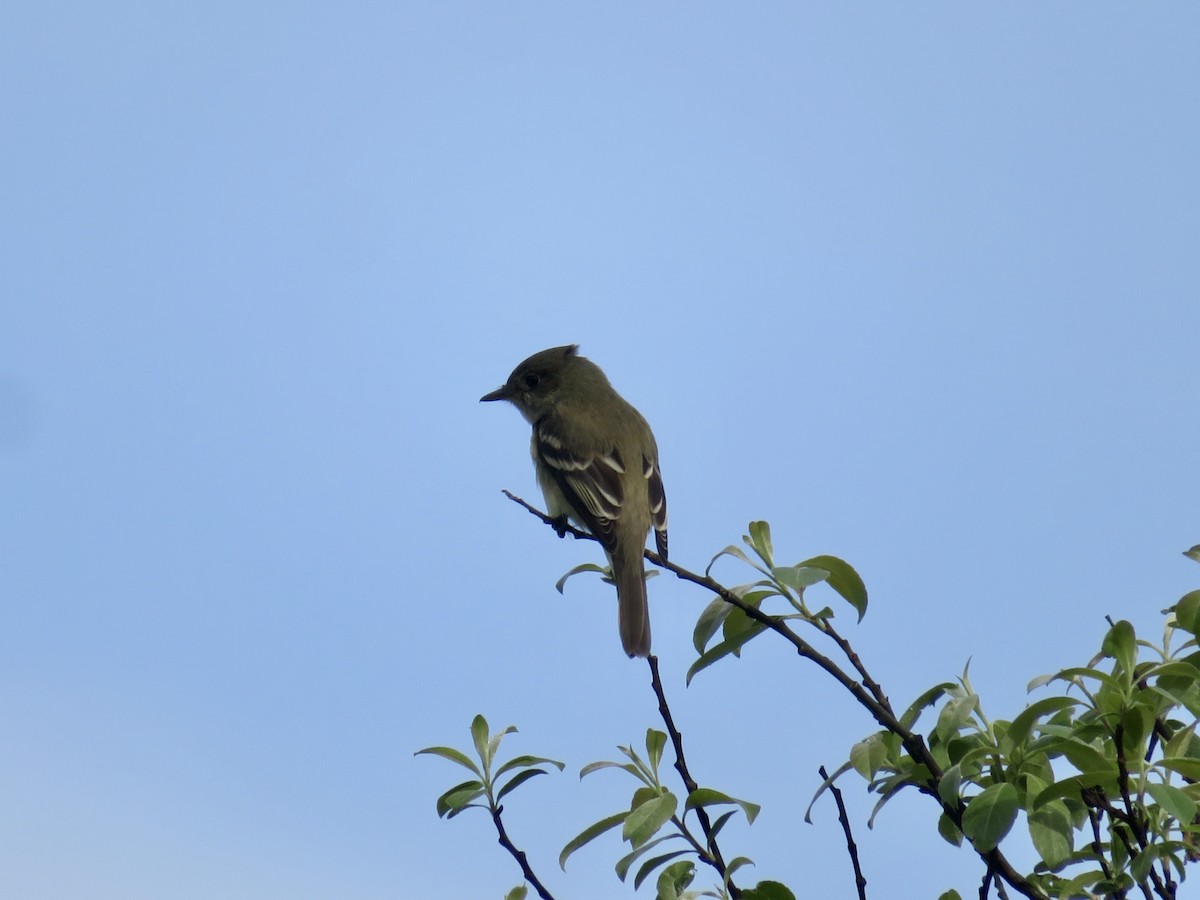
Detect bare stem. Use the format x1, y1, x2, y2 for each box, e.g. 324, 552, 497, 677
648, 654, 740, 898
491, 802, 556, 900
818, 764, 867, 900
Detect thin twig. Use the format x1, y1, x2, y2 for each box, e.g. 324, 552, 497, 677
1114, 723, 1170, 899
491, 803, 556, 900
648, 654, 740, 898
667, 813, 714, 859
502, 491, 1045, 899
818, 765, 867, 900
1084, 796, 1122, 897
815, 620, 892, 712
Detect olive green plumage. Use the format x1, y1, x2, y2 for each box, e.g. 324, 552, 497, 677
481, 345, 667, 657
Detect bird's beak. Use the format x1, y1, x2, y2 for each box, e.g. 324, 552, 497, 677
480, 385, 510, 402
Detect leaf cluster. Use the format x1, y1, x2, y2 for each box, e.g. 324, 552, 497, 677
416, 714, 564, 821
689, 521, 867, 684
560, 728, 767, 899
839, 594, 1200, 898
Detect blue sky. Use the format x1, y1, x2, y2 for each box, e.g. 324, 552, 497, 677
3, 4, 1198, 898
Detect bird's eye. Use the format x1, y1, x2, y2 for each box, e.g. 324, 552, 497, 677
523, 372, 541, 389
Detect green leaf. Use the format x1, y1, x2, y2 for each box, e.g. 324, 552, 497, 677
614, 834, 678, 881
496, 768, 549, 802
1130, 842, 1159, 884
1147, 781, 1199, 824
1058, 871, 1105, 897
1156, 657, 1200, 718
471, 715, 491, 767
799, 554, 868, 621
706, 544, 770, 579
622, 792, 677, 849
618, 742, 657, 781
436, 779, 486, 818
494, 754, 566, 779
559, 811, 628, 869
1050, 666, 1121, 690
1026, 672, 1056, 693
938, 763, 963, 806
900, 682, 957, 730
1148, 658, 1200, 682
722, 605, 759, 645
741, 882, 796, 900
724, 856, 755, 882
1043, 737, 1111, 774
1021, 763, 1055, 802
1032, 772, 1120, 808
804, 761, 853, 824
937, 892, 963, 900
1119, 703, 1155, 756
937, 811, 963, 847
867, 776, 910, 828
694, 590, 774, 654
646, 729, 667, 773
505, 886, 528, 900
849, 736, 889, 780
1175, 590, 1200, 635
633, 849, 690, 889
414, 745, 483, 777
946, 739, 994, 774
1006, 696, 1081, 748
685, 788, 761, 825
1184, 545, 1200, 564
1028, 800, 1073, 870
1022, 771, 1048, 804
579, 759, 642, 780
771, 564, 829, 592
709, 809, 737, 838
686, 620, 768, 684
655, 859, 695, 898
555, 562, 608, 594
1164, 722, 1200, 760
693, 596, 734, 653
487, 725, 518, 768
630, 786, 660, 808
961, 782, 1018, 852
746, 521, 775, 568
935, 693, 979, 742
1102, 619, 1137, 676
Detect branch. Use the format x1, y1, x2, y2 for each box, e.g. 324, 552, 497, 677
815, 618, 892, 712
818, 765, 867, 900
502, 491, 1046, 899
1114, 723, 1169, 899
1083, 796, 1122, 897
648, 654, 740, 898
491, 803, 556, 900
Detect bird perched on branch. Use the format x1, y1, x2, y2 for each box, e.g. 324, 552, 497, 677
481, 345, 668, 658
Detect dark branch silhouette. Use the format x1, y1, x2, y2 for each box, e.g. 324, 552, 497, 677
490, 802, 556, 900
819, 764, 867, 900
648, 654, 740, 898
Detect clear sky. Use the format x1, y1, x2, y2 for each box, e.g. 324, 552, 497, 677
3, 4, 1198, 899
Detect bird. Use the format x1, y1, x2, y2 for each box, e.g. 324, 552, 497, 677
481, 344, 667, 657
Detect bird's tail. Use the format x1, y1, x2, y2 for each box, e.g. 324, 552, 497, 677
612, 548, 651, 658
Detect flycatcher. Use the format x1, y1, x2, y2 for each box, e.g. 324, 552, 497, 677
481, 345, 668, 658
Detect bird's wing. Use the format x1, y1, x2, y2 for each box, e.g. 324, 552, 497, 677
535, 425, 624, 554
645, 454, 668, 561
